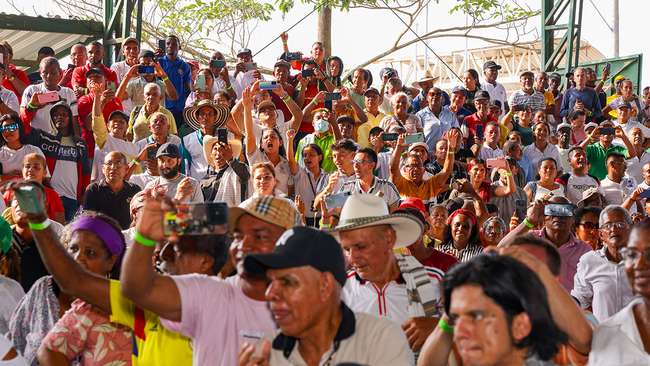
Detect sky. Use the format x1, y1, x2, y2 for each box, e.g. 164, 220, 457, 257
2, 0, 649, 86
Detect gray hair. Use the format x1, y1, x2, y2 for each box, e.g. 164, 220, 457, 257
482, 216, 507, 233
144, 82, 161, 95
39, 56, 60, 71
390, 91, 409, 107
599, 205, 632, 226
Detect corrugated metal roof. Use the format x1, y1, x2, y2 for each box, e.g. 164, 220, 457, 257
0, 29, 93, 67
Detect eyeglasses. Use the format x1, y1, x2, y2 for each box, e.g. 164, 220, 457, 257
0, 123, 18, 133
620, 247, 650, 264
601, 222, 628, 231
578, 222, 599, 230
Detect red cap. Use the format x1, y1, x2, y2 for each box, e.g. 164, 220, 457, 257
399, 197, 429, 221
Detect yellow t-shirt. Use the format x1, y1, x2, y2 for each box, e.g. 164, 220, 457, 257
393, 174, 443, 202
357, 111, 386, 148
109, 280, 193, 366
544, 90, 555, 106
127, 106, 178, 142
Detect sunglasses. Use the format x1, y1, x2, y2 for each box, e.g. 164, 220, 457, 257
578, 222, 599, 230
0, 123, 18, 133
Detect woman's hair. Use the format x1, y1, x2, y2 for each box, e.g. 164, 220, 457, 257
390, 92, 409, 107
537, 157, 557, 171
197, 67, 215, 80
302, 143, 324, 168
482, 216, 507, 236
465, 68, 481, 89
326, 56, 344, 87
0, 113, 26, 146
251, 162, 276, 179
214, 91, 234, 109
574, 206, 602, 229
443, 254, 568, 360
259, 127, 286, 157
62, 211, 125, 280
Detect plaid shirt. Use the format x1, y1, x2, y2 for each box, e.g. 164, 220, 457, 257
509, 89, 546, 112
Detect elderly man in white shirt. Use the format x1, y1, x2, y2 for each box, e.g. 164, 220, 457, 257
332, 194, 443, 354
572, 205, 636, 322
481, 61, 508, 116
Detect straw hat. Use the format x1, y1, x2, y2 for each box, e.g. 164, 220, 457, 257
330, 194, 423, 248
183, 99, 230, 131
411, 70, 439, 88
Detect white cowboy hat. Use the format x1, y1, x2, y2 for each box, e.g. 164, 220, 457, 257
411, 70, 439, 88
330, 194, 423, 248
202, 135, 243, 168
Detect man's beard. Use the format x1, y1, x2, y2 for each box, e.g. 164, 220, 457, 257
161, 165, 179, 179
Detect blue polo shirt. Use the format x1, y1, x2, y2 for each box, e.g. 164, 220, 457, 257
158, 56, 191, 113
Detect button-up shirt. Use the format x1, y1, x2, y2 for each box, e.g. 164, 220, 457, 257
416, 106, 457, 151
379, 114, 422, 134
532, 229, 591, 291
588, 297, 648, 366
571, 247, 636, 322
509, 89, 546, 112
522, 142, 561, 173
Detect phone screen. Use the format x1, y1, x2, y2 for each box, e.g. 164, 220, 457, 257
324, 92, 341, 102
216, 128, 228, 143
158, 39, 166, 50
210, 59, 226, 69
404, 133, 425, 145
325, 192, 351, 210
381, 133, 399, 142
544, 203, 574, 217
195, 74, 207, 92
164, 202, 228, 236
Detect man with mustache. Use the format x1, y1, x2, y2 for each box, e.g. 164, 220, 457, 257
143, 142, 203, 202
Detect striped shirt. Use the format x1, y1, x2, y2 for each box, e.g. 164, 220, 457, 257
509, 90, 546, 112
339, 177, 401, 208
438, 241, 484, 262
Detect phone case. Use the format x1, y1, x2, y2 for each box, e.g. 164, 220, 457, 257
13, 185, 45, 215
38, 92, 60, 104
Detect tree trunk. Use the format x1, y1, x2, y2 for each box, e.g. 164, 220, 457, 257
317, 6, 332, 57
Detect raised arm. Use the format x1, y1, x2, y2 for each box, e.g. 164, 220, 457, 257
501, 246, 593, 354
91, 90, 108, 149
242, 86, 257, 156
340, 87, 367, 123
116, 65, 138, 101
616, 125, 638, 158
579, 126, 599, 150
429, 129, 460, 188
155, 63, 178, 101
286, 129, 299, 175
302, 91, 326, 118
492, 164, 516, 197
17, 184, 110, 313
120, 191, 183, 322
273, 84, 303, 131
390, 133, 407, 181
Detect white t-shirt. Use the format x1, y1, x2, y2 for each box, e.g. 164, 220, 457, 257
181, 132, 208, 180
144, 173, 203, 202
49, 136, 78, 200
0, 334, 29, 366
0, 144, 44, 175
129, 172, 156, 189
0, 87, 19, 114
600, 176, 637, 207
247, 147, 291, 195
21, 84, 77, 134
160, 275, 275, 366
563, 174, 599, 205
92, 134, 141, 182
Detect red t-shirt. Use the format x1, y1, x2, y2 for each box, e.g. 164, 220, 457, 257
2, 64, 30, 103
419, 248, 459, 273
3, 186, 64, 220
463, 113, 497, 136
71, 64, 118, 91
77, 94, 123, 156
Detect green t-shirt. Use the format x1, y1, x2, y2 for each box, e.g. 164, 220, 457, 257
585, 142, 628, 180
295, 133, 336, 173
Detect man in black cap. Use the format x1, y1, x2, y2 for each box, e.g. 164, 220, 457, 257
508, 70, 546, 112
463, 90, 497, 142
482, 60, 509, 116
239, 227, 412, 365
116, 49, 178, 113
144, 142, 204, 202
234, 48, 262, 96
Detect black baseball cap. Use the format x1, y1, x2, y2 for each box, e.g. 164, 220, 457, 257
237, 48, 252, 57
139, 49, 155, 59
155, 142, 181, 159
483, 61, 502, 70
474, 90, 491, 101
451, 85, 467, 96
243, 226, 347, 286
108, 110, 129, 121
85, 67, 104, 78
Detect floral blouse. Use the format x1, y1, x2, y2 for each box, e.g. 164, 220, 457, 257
41, 299, 132, 366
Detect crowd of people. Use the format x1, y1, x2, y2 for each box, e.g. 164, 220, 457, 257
0, 32, 649, 365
